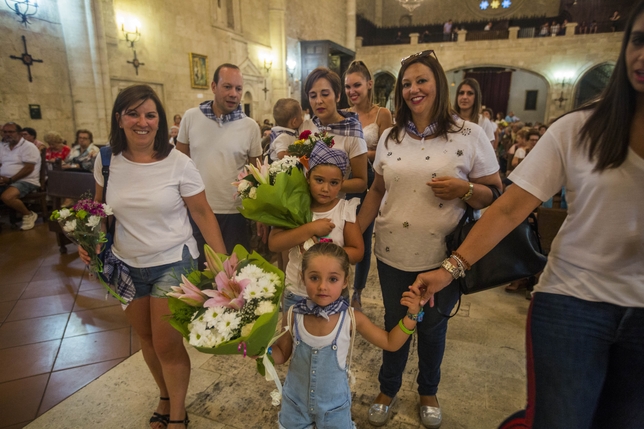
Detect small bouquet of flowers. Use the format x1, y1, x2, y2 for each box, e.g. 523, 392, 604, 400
50, 196, 123, 302
167, 245, 284, 379
232, 156, 312, 229
287, 130, 335, 170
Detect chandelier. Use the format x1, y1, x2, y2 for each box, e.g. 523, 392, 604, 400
398, 0, 424, 13
4, 0, 38, 25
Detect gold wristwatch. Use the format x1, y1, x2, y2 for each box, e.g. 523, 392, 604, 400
461, 182, 474, 201
441, 258, 465, 280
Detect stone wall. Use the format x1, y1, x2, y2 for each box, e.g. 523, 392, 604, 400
285, 0, 346, 47
356, 31, 622, 122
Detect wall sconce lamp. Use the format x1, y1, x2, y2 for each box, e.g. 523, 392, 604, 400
553, 71, 574, 108
286, 59, 296, 80
263, 58, 273, 74
117, 15, 142, 48
4, 0, 39, 26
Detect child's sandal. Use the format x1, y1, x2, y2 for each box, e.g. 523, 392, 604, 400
149, 397, 170, 428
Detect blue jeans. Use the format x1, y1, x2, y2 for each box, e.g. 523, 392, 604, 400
347, 163, 375, 292
499, 292, 644, 429
376, 260, 460, 397
0, 181, 39, 198
128, 246, 194, 299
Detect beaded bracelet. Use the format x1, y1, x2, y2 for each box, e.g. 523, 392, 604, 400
451, 251, 471, 270
398, 319, 416, 335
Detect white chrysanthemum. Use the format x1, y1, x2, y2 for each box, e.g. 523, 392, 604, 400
63, 219, 77, 232
215, 312, 241, 340
248, 187, 257, 199
202, 306, 226, 326
102, 204, 113, 216
236, 264, 265, 281
58, 208, 71, 219
242, 283, 263, 300
237, 180, 252, 193
188, 321, 211, 347
255, 301, 275, 316
258, 283, 276, 299
86, 215, 101, 228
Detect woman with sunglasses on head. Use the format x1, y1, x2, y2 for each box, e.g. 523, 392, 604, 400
454, 78, 496, 146
357, 50, 501, 428
343, 60, 393, 309
411, 3, 644, 428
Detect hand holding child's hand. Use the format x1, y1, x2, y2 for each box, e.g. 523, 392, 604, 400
400, 290, 422, 315
310, 218, 335, 237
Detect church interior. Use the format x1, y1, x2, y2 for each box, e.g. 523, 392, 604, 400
0, 0, 634, 427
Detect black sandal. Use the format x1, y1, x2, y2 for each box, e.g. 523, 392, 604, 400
167, 413, 190, 428
149, 397, 170, 428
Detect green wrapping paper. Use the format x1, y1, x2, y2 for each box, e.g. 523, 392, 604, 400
237, 166, 312, 229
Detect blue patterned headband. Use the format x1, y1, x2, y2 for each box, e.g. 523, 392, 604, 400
308, 141, 349, 175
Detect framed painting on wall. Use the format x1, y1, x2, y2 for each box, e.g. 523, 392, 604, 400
189, 53, 208, 89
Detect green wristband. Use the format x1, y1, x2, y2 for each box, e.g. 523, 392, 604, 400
398, 319, 415, 335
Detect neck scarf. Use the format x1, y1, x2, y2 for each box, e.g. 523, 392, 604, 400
292, 296, 349, 321
270, 127, 298, 143
406, 120, 439, 139
102, 247, 136, 307
312, 111, 364, 139
199, 101, 246, 126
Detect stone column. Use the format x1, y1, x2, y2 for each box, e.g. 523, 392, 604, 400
57, 0, 111, 143
509, 26, 520, 40
565, 22, 578, 36
269, 0, 288, 101
410, 33, 419, 45
375, 0, 383, 27
346, 0, 356, 51
457, 29, 467, 43
355, 36, 363, 48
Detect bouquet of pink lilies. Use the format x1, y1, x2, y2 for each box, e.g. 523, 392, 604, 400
167, 244, 284, 359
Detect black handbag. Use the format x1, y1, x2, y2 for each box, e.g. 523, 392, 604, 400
445, 202, 547, 295
97, 146, 114, 284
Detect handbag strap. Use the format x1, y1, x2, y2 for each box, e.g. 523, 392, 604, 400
99, 146, 115, 235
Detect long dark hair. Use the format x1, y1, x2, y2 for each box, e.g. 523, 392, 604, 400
109, 85, 171, 159
388, 55, 459, 144
344, 60, 374, 106
578, 1, 644, 172
454, 78, 482, 123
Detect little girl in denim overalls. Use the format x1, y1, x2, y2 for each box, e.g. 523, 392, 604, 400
270, 243, 422, 429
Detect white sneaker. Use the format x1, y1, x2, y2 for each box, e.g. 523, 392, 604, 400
20, 211, 38, 230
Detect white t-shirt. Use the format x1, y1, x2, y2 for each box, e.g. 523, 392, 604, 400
478, 114, 496, 143
0, 138, 41, 186
94, 149, 204, 268
300, 119, 368, 196
285, 198, 360, 298
272, 127, 299, 158
509, 110, 644, 307
374, 121, 499, 271
177, 106, 262, 214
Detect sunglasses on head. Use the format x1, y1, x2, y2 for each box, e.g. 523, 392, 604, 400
400, 50, 438, 66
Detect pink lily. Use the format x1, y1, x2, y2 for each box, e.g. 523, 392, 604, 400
247, 157, 270, 185
203, 271, 250, 310
203, 245, 226, 278
167, 275, 208, 307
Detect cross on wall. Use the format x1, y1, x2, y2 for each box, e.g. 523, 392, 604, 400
9, 35, 43, 82
127, 50, 145, 75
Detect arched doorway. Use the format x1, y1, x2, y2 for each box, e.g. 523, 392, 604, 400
374, 72, 395, 113
243, 91, 253, 118
574, 63, 614, 108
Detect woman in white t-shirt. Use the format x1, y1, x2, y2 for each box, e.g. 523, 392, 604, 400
411, 5, 644, 427
299, 67, 369, 197
454, 78, 496, 145
357, 51, 501, 428
80, 85, 226, 429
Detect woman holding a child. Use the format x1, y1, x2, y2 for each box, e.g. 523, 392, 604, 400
357, 50, 501, 427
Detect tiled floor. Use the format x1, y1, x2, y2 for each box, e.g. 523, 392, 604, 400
0, 220, 140, 429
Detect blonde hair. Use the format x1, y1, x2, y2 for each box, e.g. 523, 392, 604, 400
43, 131, 65, 147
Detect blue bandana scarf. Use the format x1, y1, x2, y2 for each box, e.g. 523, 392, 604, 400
406, 120, 439, 139
270, 127, 298, 143
292, 296, 349, 321
102, 248, 136, 306
312, 111, 364, 139
309, 141, 349, 175
199, 101, 246, 126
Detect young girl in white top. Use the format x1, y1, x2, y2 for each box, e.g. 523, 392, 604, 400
271, 242, 422, 429
268, 142, 364, 308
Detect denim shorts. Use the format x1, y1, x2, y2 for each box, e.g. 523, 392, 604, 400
128, 246, 194, 299
0, 181, 39, 198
